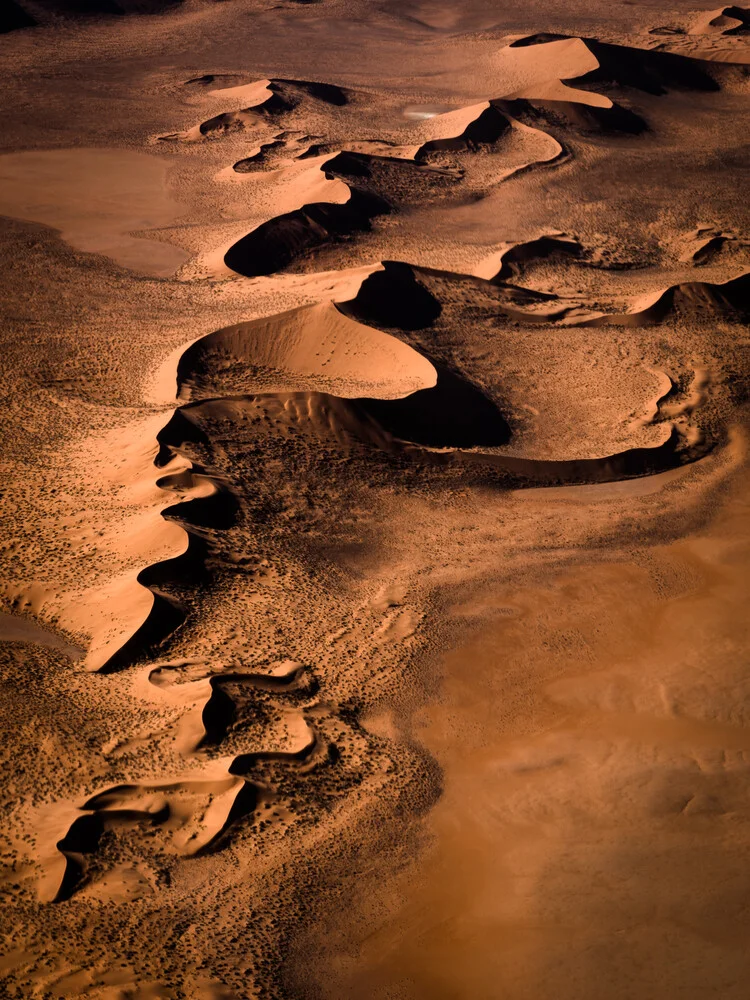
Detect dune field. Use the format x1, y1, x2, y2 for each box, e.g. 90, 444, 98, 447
0, 0, 749, 997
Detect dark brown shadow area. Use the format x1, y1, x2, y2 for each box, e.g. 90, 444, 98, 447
223, 189, 390, 277
357, 367, 511, 449
337, 260, 443, 330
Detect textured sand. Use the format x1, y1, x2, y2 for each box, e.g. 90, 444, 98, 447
0, 1, 749, 998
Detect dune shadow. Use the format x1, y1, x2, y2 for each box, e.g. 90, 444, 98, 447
358, 367, 511, 449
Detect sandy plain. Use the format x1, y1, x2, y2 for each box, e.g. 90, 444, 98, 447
0, 0, 749, 997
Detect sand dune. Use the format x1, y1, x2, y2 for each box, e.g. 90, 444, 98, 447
78, 251, 714, 684
196, 663, 313, 749
416, 103, 512, 155
224, 190, 390, 277
201, 38, 744, 282
678, 228, 750, 265
415, 103, 567, 183
510, 33, 724, 93
161, 78, 353, 142
176, 299, 437, 400
690, 5, 750, 34
45, 774, 253, 902
496, 95, 648, 135
46, 671, 322, 901
587, 270, 750, 325
337, 260, 444, 329
183, 72, 250, 91
162, 36, 748, 285
481, 234, 586, 281
221, 115, 564, 278
1, 3, 750, 998
150, 258, 714, 514
233, 138, 294, 172
324, 151, 464, 204
340, 260, 568, 327
178, 379, 699, 481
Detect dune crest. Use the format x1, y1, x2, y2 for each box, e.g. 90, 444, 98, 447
585, 270, 750, 325
690, 5, 750, 34
176, 300, 437, 401
2, 4, 750, 997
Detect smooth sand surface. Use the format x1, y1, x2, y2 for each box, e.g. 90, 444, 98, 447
0, 612, 83, 660
0, 149, 189, 276
298, 455, 750, 1000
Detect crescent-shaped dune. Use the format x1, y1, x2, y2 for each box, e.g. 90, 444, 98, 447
509, 33, 724, 93
3, 5, 750, 998
176, 299, 438, 401
223, 189, 391, 277
585, 270, 750, 325
161, 77, 354, 142
690, 5, 750, 34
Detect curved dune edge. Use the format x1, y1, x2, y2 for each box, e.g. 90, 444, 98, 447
2, 413, 211, 676
474, 236, 750, 311
43, 660, 318, 902
42, 711, 319, 903
166, 38, 618, 147
581, 270, 750, 326
220, 110, 567, 279
45, 262, 744, 679
41, 660, 316, 902
198, 35, 741, 281
158, 77, 353, 143
66, 426, 230, 676
508, 31, 746, 85
38, 235, 738, 899
222, 185, 390, 279
84, 434, 244, 679
214, 29, 743, 284
83, 301, 436, 676
40, 772, 253, 903
689, 5, 750, 35
474, 234, 585, 282
176, 299, 437, 401
161, 660, 313, 755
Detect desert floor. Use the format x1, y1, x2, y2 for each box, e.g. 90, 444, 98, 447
1, 1, 749, 997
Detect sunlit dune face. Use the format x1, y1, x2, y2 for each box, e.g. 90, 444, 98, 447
0, 2, 749, 999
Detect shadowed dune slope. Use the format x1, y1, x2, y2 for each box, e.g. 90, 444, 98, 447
340, 260, 562, 328
1, 1, 35, 31
490, 235, 586, 280
417, 104, 512, 156
21, 0, 183, 17
510, 34, 724, 92
323, 151, 463, 205
357, 367, 512, 448
181, 78, 354, 140
272, 79, 351, 107
224, 190, 391, 277
691, 5, 750, 34
337, 261, 444, 330
49, 777, 257, 902
590, 271, 750, 325
496, 96, 648, 135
